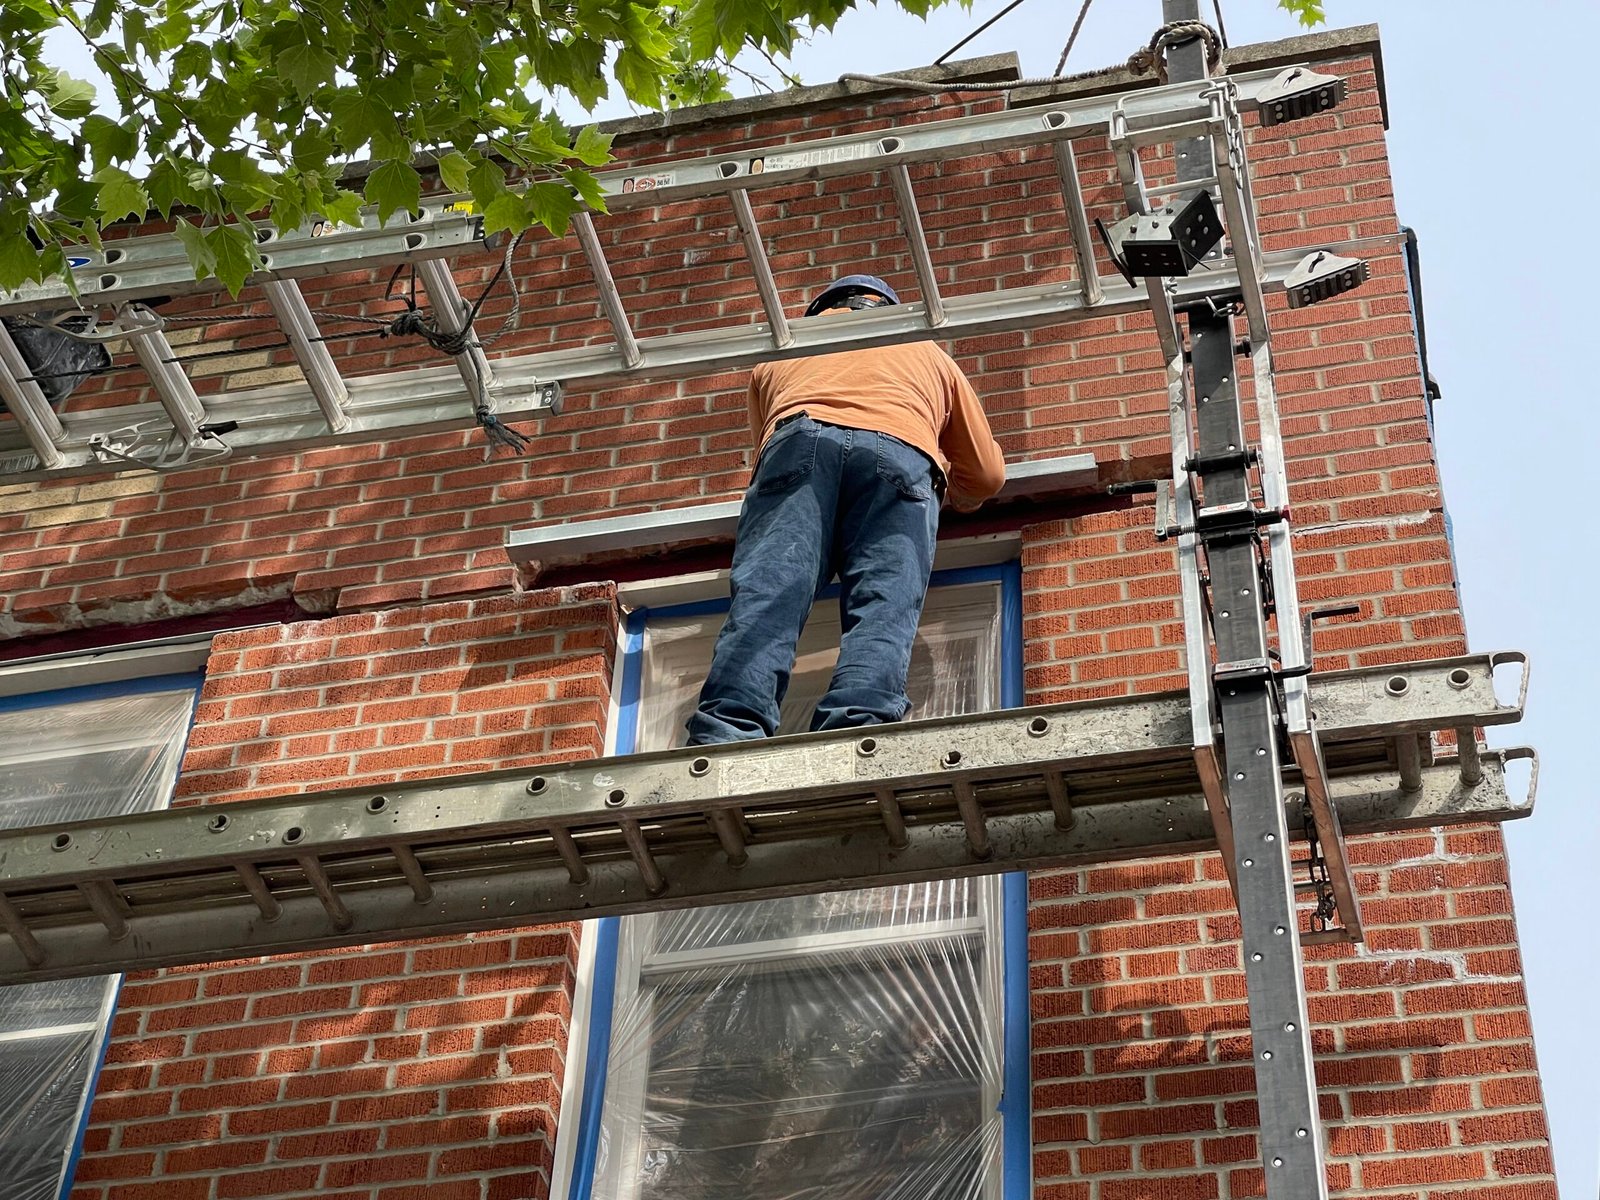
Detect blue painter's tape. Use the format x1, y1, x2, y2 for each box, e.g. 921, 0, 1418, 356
0, 671, 204, 714
1000, 872, 1031, 1198
569, 918, 621, 1200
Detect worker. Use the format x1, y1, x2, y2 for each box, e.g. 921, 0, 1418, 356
685, 273, 1007, 746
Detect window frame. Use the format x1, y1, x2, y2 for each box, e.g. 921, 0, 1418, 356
555, 562, 1030, 1200
0, 661, 204, 1200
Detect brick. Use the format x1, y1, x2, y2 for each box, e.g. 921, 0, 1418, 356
1361, 1152, 1487, 1189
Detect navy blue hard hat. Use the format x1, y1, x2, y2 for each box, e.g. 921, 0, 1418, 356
804, 274, 900, 317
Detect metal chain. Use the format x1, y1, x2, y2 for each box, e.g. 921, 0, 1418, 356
1300, 798, 1338, 933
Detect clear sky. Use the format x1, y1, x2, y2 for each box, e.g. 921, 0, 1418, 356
565, 1, 1597, 1191
40, 1, 1599, 1194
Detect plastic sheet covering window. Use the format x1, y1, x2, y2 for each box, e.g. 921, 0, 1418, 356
591, 582, 1006, 1200
0, 687, 196, 1199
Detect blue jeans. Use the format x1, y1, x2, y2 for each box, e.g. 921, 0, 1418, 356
685, 416, 941, 745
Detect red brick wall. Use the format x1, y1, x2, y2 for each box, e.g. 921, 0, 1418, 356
0, 32, 1555, 1200
70, 588, 615, 1200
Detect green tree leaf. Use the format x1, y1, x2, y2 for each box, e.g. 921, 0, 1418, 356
0, 234, 42, 293
523, 180, 579, 237
173, 218, 217, 278
320, 189, 365, 227
146, 158, 198, 217
562, 165, 609, 215
436, 150, 472, 195
83, 115, 138, 170
1277, 0, 1326, 27
328, 90, 390, 153
205, 223, 261, 294
42, 70, 96, 119
481, 193, 527, 238
278, 42, 336, 97
364, 159, 421, 225
93, 166, 151, 222
571, 125, 613, 168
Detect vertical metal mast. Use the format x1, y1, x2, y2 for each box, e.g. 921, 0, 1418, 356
1160, 3, 1328, 1196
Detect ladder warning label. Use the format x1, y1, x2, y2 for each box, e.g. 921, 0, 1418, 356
756, 143, 877, 173
620, 173, 674, 193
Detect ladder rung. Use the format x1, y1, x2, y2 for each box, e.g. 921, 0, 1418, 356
259, 279, 351, 433
0, 894, 45, 966
115, 308, 208, 442
233, 862, 281, 921
389, 843, 434, 902
875, 787, 910, 848
1455, 727, 1483, 786
1043, 770, 1074, 830
0, 322, 67, 468
550, 826, 589, 885
77, 881, 129, 940
1049, 141, 1104, 308
950, 776, 991, 859
707, 807, 749, 867
885, 165, 945, 327
296, 853, 354, 931
571, 211, 642, 369
619, 818, 666, 893
1394, 733, 1424, 793
412, 258, 498, 398
729, 190, 793, 349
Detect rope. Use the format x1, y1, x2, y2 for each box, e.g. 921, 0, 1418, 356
842, 18, 1225, 95
1138, 20, 1224, 84
311, 231, 532, 454
1053, 0, 1095, 77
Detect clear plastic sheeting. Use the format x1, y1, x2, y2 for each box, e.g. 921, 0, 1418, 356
592, 879, 1006, 1200
0, 686, 196, 1200
591, 579, 1008, 1200
632, 580, 1003, 753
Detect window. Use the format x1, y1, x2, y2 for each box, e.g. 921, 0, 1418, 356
0, 670, 201, 1200
557, 565, 1029, 1200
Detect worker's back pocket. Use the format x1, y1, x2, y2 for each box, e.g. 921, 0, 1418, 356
753, 417, 818, 494
875, 433, 937, 503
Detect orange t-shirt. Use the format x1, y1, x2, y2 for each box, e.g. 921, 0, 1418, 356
747, 341, 1006, 511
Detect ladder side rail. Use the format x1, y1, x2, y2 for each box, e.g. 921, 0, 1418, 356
1248, 336, 1362, 936
1164, 322, 1236, 895
1215, 82, 1359, 937
258, 279, 352, 434
0, 752, 1532, 985
885, 165, 947, 327
0, 323, 67, 469
1208, 109, 1271, 343
1049, 140, 1104, 307
728, 189, 794, 349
